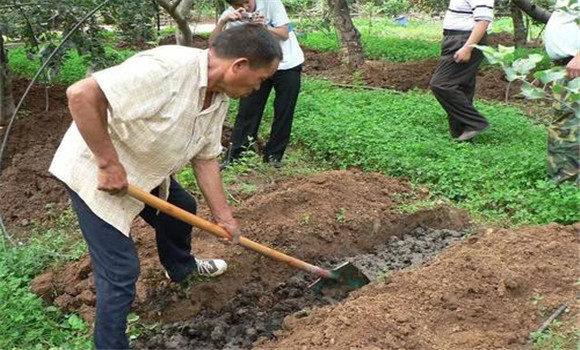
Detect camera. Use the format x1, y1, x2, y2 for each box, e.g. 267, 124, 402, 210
240, 11, 262, 23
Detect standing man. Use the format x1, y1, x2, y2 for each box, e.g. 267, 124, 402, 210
544, 0, 579, 184
49, 25, 282, 350
430, 0, 494, 141
211, 0, 305, 168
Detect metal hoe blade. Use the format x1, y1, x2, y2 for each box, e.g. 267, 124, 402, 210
309, 261, 370, 293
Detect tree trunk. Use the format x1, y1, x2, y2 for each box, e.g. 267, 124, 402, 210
327, 0, 365, 69
510, 2, 527, 47
155, 0, 196, 47
512, 0, 552, 24
0, 30, 16, 127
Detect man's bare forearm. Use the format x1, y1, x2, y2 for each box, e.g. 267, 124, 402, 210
192, 158, 234, 222
67, 77, 119, 168
465, 21, 490, 49
268, 25, 289, 41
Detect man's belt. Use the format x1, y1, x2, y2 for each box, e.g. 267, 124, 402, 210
443, 29, 472, 36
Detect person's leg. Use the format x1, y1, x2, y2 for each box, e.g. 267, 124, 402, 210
430, 34, 489, 138
548, 108, 579, 184
139, 178, 197, 282
263, 65, 302, 162
67, 187, 139, 350
229, 79, 274, 161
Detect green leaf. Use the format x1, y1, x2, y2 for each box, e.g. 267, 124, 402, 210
498, 45, 515, 56
534, 68, 567, 84
567, 77, 580, 93
504, 67, 521, 82
521, 82, 546, 99
127, 313, 140, 324
512, 57, 537, 75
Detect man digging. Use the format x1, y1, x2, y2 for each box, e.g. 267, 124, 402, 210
49, 25, 281, 350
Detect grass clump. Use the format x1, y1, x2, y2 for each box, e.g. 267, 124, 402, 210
292, 80, 579, 225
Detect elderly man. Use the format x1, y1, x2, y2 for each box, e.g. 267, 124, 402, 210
211, 0, 304, 168
544, 0, 579, 184
49, 25, 282, 350
430, 0, 494, 141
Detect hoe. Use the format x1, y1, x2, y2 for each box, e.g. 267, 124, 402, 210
128, 184, 370, 292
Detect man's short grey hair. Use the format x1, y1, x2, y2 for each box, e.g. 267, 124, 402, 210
211, 24, 283, 69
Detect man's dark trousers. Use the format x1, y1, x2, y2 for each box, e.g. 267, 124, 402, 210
430, 31, 489, 138
230, 64, 302, 161
66, 178, 198, 350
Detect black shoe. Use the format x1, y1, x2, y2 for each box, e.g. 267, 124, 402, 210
455, 125, 489, 142
263, 155, 283, 168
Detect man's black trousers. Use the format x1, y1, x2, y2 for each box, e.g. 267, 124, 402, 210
430, 31, 489, 138
230, 64, 302, 162
66, 178, 197, 350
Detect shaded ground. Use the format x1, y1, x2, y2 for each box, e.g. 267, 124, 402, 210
257, 224, 580, 350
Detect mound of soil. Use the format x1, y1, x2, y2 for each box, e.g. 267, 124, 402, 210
32, 170, 470, 327
257, 224, 580, 350
0, 80, 71, 233
303, 48, 520, 102
134, 225, 468, 350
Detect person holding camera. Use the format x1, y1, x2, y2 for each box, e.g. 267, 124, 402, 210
211, 0, 304, 168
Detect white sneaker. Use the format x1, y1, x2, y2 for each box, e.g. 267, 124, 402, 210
163, 258, 228, 281
195, 258, 228, 277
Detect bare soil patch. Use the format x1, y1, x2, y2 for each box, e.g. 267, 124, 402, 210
257, 223, 580, 350
0, 80, 71, 235
31, 170, 469, 325
303, 47, 520, 102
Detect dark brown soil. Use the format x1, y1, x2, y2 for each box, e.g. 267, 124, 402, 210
303, 47, 521, 102
0, 80, 71, 234
257, 223, 580, 350
31, 170, 470, 325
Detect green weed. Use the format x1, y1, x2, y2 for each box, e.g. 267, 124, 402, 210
0, 226, 91, 349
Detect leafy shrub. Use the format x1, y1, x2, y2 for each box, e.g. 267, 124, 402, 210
8, 46, 136, 85
293, 80, 580, 225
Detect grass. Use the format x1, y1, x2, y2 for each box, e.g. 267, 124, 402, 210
0, 209, 91, 350
530, 320, 580, 350
292, 79, 580, 226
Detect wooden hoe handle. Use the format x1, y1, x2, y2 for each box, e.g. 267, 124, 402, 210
127, 184, 331, 278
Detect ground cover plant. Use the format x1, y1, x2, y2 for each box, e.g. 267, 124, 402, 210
292, 80, 580, 225
0, 212, 91, 349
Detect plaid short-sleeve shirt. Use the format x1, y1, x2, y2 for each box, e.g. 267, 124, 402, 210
49, 46, 229, 236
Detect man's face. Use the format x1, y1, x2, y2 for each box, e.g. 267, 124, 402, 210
222, 58, 279, 99
231, 0, 255, 13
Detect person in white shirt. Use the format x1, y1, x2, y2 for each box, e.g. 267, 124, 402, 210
430, 0, 494, 142
50, 25, 281, 350
543, 0, 579, 184
211, 0, 305, 168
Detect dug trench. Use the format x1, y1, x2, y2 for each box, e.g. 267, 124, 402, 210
31, 170, 473, 349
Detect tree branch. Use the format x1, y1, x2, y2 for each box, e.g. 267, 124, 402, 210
512, 0, 552, 24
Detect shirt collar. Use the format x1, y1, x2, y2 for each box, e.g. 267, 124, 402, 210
198, 49, 209, 89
